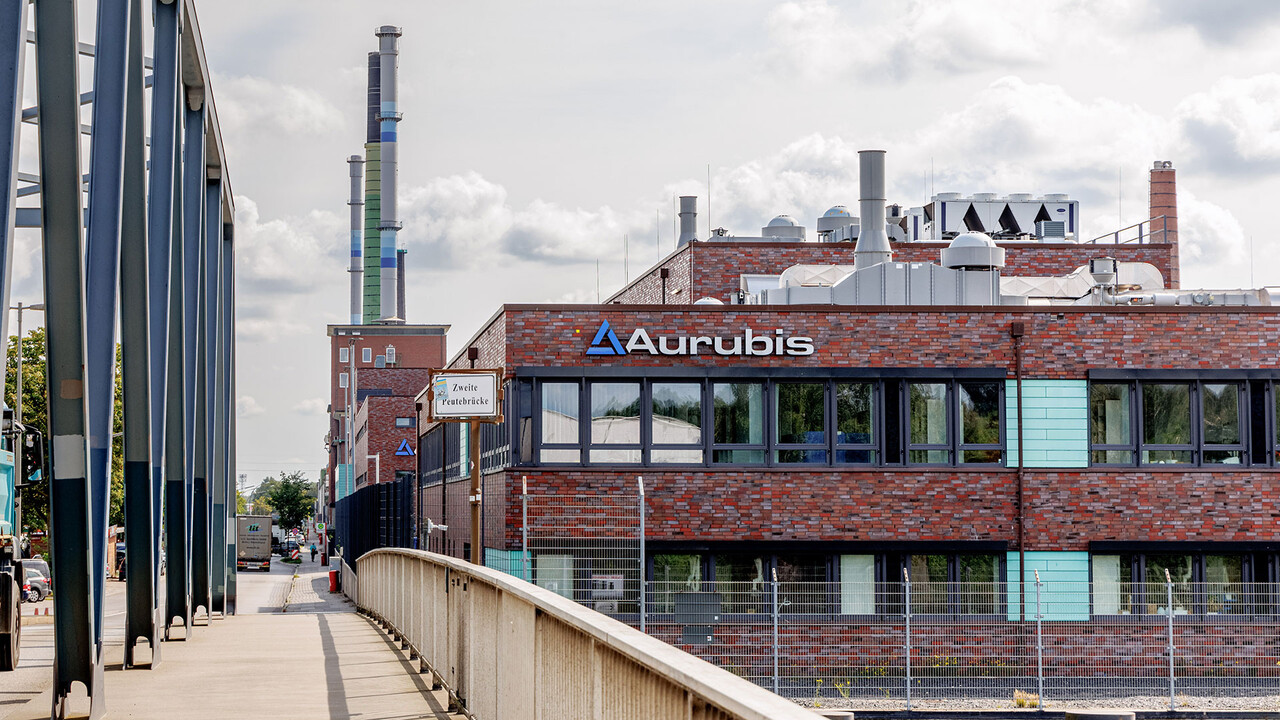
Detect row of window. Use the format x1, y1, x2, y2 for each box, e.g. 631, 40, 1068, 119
535, 377, 1002, 467
529, 549, 1280, 617
1090, 379, 1280, 466
516, 374, 1280, 468
337, 345, 398, 365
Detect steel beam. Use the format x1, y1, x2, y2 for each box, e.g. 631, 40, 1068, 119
190, 157, 211, 622
122, 0, 159, 669
0, 0, 25, 348
84, 0, 130, 662
162, 88, 189, 640
34, 0, 102, 715
206, 178, 225, 615
148, 0, 181, 652
223, 222, 236, 615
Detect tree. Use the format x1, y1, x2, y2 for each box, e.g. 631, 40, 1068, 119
264, 471, 316, 531
5, 328, 126, 532
235, 489, 248, 515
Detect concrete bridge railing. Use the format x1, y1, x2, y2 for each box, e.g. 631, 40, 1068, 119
347, 548, 825, 720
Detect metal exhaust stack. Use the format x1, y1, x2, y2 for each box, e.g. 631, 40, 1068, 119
677, 196, 697, 247
376, 26, 403, 322
855, 150, 892, 269
347, 155, 364, 324
361, 51, 381, 324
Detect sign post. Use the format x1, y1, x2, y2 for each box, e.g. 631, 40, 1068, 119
424, 369, 503, 565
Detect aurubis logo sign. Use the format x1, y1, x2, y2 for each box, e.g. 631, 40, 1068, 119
585, 320, 815, 357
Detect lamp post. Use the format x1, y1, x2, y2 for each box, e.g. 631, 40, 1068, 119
10, 302, 45, 427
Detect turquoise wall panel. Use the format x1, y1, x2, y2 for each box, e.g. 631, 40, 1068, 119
1005, 551, 1091, 621
1005, 379, 1089, 468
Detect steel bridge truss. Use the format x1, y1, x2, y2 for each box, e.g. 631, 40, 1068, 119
0, 0, 237, 716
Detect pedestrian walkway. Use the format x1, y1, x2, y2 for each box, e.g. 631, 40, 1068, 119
1, 567, 461, 720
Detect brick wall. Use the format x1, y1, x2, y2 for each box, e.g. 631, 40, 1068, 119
494, 305, 1280, 379
608, 241, 1178, 305
353, 394, 419, 487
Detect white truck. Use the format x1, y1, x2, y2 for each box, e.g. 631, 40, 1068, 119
236, 515, 272, 572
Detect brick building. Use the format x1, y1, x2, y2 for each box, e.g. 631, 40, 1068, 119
414, 156, 1278, 684
325, 323, 447, 535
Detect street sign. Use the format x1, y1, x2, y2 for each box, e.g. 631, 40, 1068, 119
426, 369, 502, 421
315, 522, 326, 533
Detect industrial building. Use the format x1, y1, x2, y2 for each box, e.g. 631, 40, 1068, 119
412, 153, 1279, 651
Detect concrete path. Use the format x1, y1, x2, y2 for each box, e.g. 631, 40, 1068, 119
0, 561, 460, 720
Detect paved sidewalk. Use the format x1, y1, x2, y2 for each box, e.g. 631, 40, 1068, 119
4, 569, 460, 720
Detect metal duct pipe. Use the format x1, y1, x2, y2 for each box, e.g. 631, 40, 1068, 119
677, 195, 697, 247
361, 52, 381, 323
855, 150, 892, 269
348, 155, 364, 324
376, 26, 403, 322
396, 248, 406, 321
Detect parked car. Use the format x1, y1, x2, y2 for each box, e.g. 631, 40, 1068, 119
25, 557, 50, 594
23, 567, 48, 602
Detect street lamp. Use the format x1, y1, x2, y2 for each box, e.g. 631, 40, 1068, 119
9, 302, 44, 427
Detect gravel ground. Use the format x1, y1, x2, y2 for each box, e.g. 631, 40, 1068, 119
798, 693, 1280, 713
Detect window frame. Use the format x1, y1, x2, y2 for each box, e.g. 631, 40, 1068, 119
587, 381, 643, 465
1089, 378, 1254, 467
773, 381, 829, 464
711, 381, 768, 465
1090, 550, 1276, 618
361, 346, 372, 363
535, 380, 584, 465
338, 347, 349, 364
648, 380, 707, 465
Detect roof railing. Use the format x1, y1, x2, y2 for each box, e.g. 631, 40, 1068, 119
1088, 215, 1170, 245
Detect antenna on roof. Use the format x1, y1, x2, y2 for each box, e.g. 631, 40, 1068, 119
707, 163, 712, 239
624, 234, 629, 283
655, 210, 660, 262
596, 259, 600, 303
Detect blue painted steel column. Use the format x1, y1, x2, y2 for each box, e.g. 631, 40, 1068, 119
147, 0, 181, 653
34, 0, 102, 713
190, 166, 212, 620
85, 0, 130, 660
0, 0, 27, 348
163, 105, 189, 638
122, 0, 158, 668
206, 180, 225, 614
223, 224, 236, 614
168, 93, 206, 636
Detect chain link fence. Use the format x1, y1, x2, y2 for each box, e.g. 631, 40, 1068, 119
503, 484, 1280, 711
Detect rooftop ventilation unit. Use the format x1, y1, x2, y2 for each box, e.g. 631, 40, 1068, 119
1036, 220, 1066, 239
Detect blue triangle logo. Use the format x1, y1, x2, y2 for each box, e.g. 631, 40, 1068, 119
586, 320, 626, 356
395, 439, 415, 456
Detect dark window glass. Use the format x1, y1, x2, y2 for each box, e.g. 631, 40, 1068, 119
836, 383, 876, 464
1204, 555, 1244, 615
956, 555, 998, 613
909, 555, 950, 614
590, 383, 641, 463
713, 383, 764, 464
651, 554, 702, 613
1090, 383, 1133, 463
959, 381, 1001, 463
1145, 555, 1193, 614
776, 383, 826, 464
1142, 383, 1192, 464
1202, 383, 1241, 445
908, 383, 948, 464
777, 555, 828, 614
714, 555, 767, 613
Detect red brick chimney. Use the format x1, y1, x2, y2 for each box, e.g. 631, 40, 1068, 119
1149, 160, 1179, 288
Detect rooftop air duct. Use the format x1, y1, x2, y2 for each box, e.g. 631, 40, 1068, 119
855, 150, 892, 269
677, 196, 697, 247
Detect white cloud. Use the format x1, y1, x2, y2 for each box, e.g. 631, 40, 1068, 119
213, 74, 345, 139
237, 395, 266, 418
1175, 75, 1280, 176
292, 398, 328, 416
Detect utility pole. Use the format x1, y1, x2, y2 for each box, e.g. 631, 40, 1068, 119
9, 302, 44, 557
10, 303, 45, 428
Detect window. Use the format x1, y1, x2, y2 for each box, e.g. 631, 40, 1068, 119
651, 554, 702, 613
1090, 380, 1252, 466
338, 372, 348, 389
1090, 382, 1132, 464
1092, 551, 1268, 615
775, 383, 826, 463
539, 382, 580, 463
650, 383, 703, 464
385, 345, 396, 364
776, 555, 828, 613
888, 553, 1001, 615
713, 555, 767, 613
839, 555, 875, 614
835, 383, 875, 464
338, 347, 349, 363
394, 416, 415, 428
589, 382, 641, 463
361, 347, 372, 363
907, 383, 949, 464
713, 383, 765, 463
958, 381, 1002, 463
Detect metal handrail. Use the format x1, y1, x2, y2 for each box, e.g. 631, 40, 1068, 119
1088, 215, 1169, 244
348, 548, 824, 720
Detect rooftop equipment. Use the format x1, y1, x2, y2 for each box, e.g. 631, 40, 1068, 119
677, 196, 697, 247
854, 150, 892, 269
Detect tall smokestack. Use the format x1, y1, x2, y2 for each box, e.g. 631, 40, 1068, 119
362, 52, 381, 323
376, 26, 403, 323
348, 155, 364, 324
677, 196, 697, 247
396, 248, 406, 321
855, 150, 892, 269
1149, 160, 1179, 289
